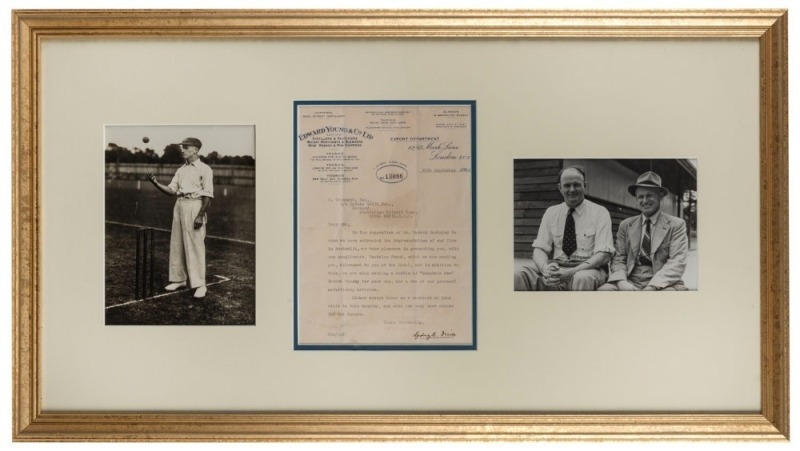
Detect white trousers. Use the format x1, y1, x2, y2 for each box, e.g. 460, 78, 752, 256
169, 198, 206, 288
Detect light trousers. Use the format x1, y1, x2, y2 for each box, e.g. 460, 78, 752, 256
598, 264, 687, 291
169, 198, 206, 288
514, 263, 607, 291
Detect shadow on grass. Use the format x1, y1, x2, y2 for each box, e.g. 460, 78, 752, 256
105, 222, 255, 326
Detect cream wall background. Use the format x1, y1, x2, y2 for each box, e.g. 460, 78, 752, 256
39, 38, 760, 412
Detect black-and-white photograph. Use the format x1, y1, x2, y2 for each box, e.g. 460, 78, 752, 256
104, 125, 256, 325
514, 159, 697, 292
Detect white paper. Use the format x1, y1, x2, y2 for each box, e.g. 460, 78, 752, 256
295, 102, 475, 348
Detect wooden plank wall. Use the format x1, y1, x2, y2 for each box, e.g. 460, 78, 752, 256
514, 160, 563, 258
592, 197, 641, 244
514, 159, 641, 259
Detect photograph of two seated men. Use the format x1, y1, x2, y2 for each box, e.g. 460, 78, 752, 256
514, 159, 697, 292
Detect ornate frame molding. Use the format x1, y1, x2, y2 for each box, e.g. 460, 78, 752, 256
12, 9, 788, 441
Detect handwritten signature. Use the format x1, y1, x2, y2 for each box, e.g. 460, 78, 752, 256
413, 330, 457, 341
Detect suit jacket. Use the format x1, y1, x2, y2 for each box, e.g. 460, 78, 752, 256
607, 212, 688, 289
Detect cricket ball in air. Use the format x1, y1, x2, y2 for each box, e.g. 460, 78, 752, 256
142, 136, 150, 143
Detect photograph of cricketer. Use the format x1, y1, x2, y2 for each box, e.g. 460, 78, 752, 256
105, 125, 256, 325
513, 158, 698, 292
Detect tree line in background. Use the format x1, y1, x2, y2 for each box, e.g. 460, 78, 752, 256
105, 143, 255, 166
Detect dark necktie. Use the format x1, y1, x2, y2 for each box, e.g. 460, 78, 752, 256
639, 219, 652, 266
563, 208, 577, 257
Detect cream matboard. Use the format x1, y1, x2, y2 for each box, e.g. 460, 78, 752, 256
40, 38, 760, 412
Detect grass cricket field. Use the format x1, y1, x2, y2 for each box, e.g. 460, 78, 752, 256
105, 179, 256, 325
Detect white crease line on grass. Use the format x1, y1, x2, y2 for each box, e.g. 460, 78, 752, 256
106, 220, 255, 245
106, 275, 232, 310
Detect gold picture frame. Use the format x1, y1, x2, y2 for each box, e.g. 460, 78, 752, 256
12, 9, 788, 441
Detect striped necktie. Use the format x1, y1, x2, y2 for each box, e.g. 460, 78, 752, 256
563, 208, 577, 257
639, 219, 652, 266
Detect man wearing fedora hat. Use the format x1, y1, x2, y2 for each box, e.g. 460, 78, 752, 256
147, 137, 214, 298
514, 166, 615, 291
599, 171, 688, 291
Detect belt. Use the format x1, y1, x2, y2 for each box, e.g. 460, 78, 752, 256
552, 259, 589, 269
637, 256, 653, 267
